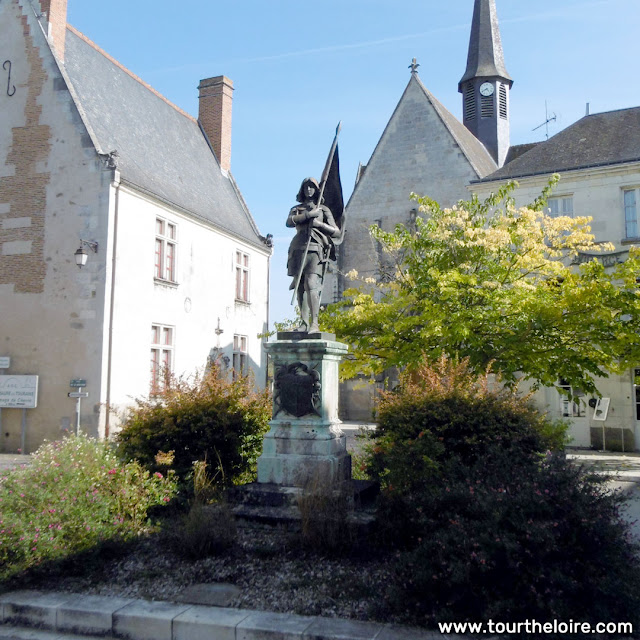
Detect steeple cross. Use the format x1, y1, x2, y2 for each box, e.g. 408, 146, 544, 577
409, 58, 420, 75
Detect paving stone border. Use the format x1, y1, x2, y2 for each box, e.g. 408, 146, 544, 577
0, 590, 469, 640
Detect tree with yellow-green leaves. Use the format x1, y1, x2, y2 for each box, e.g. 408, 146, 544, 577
322, 178, 640, 394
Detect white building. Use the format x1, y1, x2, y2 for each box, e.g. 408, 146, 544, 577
472, 107, 640, 450
0, 0, 272, 452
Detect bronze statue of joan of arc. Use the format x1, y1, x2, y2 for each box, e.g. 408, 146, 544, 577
286, 177, 340, 334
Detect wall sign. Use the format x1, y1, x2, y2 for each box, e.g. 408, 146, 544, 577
3, 60, 16, 97
0, 375, 39, 408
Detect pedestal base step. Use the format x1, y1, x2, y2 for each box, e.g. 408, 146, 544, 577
226, 480, 379, 532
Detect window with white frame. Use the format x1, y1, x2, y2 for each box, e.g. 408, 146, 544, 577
232, 334, 248, 378
547, 196, 573, 218
235, 250, 250, 302
150, 324, 174, 393
155, 218, 177, 282
558, 380, 586, 418
623, 189, 639, 239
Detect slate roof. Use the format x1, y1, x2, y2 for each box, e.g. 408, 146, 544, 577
476, 107, 640, 183
63, 26, 264, 247
503, 142, 540, 165
459, 0, 512, 90
413, 75, 497, 179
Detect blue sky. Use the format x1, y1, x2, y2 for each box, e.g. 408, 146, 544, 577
66, 0, 640, 326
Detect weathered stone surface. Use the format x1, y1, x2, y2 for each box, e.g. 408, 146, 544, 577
257, 337, 351, 488
0, 591, 73, 629
112, 600, 191, 640
237, 610, 315, 639
173, 605, 252, 640
56, 593, 133, 635
303, 617, 382, 639
174, 583, 241, 608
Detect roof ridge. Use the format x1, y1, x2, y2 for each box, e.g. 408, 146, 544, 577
66, 24, 197, 123
586, 105, 640, 117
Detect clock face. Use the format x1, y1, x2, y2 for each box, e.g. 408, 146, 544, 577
479, 82, 494, 97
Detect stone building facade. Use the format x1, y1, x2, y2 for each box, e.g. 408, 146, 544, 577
328, 0, 639, 450
0, 0, 271, 452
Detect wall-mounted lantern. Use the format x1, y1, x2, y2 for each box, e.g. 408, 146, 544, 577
74, 239, 99, 268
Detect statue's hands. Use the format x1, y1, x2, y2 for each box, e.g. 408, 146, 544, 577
307, 208, 321, 220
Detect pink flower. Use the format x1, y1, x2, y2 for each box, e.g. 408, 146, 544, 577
108, 469, 117, 475
154, 472, 163, 479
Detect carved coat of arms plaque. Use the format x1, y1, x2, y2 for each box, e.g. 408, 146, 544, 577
273, 362, 321, 418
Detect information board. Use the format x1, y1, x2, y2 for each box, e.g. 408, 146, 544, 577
0, 375, 39, 408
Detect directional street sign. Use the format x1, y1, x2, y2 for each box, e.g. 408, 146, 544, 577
68, 392, 89, 398
70, 379, 87, 387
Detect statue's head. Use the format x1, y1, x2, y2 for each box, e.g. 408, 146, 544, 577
296, 177, 320, 203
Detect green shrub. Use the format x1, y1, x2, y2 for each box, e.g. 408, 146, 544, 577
389, 450, 640, 628
368, 356, 567, 497
0, 435, 177, 581
366, 356, 640, 627
116, 366, 270, 494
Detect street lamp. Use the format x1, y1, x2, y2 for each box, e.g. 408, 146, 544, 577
74, 239, 99, 268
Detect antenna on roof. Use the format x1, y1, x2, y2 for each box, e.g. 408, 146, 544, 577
532, 100, 557, 140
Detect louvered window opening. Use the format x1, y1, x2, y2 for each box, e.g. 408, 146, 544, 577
499, 84, 508, 119
481, 94, 494, 118
464, 84, 476, 121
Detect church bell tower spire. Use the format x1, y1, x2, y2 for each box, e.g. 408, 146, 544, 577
458, 0, 513, 167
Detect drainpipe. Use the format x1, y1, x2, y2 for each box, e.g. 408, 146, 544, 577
105, 171, 120, 438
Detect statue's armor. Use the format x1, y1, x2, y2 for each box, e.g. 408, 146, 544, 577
286, 202, 337, 285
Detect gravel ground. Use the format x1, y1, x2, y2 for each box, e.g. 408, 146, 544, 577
7, 520, 405, 625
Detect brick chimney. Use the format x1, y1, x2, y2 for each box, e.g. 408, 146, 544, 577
198, 76, 234, 173
39, 0, 68, 61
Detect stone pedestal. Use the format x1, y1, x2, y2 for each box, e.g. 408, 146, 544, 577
257, 332, 351, 488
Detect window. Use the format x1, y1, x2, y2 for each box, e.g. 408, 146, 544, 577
559, 380, 586, 418
155, 218, 177, 282
499, 84, 508, 119
235, 250, 250, 302
151, 324, 174, 393
232, 334, 247, 378
463, 84, 476, 122
547, 196, 573, 217
480, 94, 494, 118
624, 189, 639, 238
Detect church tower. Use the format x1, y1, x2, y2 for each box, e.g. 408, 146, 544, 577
458, 0, 513, 167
